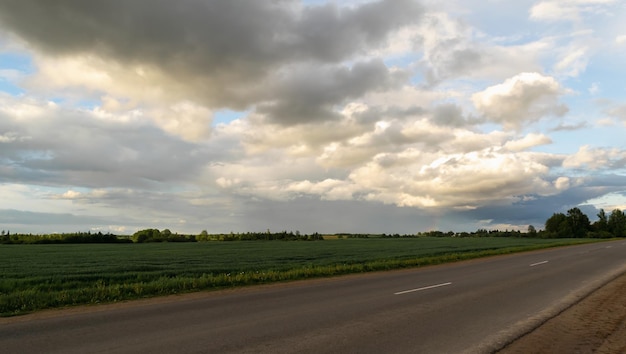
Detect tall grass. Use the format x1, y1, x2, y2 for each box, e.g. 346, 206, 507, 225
0, 237, 601, 316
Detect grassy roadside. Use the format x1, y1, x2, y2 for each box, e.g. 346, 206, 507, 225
0, 237, 606, 316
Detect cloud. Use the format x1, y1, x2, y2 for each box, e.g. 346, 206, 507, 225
472, 72, 568, 129
553, 45, 590, 77
348, 149, 556, 209
0, 68, 22, 81
214, 110, 566, 211
0, 95, 213, 188
148, 101, 213, 141
0, 0, 424, 134
235, 198, 462, 234
416, 12, 483, 83
314, 118, 458, 169
550, 121, 588, 132
503, 133, 552, 151
291, 0, 424, 61
606, 104, 626, 123
554, 177, 571, 190
0, 0, 624, 235
562, 145, 626, 170
430, 103, 474, 127
256, 59, 408, 125
0, 208, 110, 226
415, 12, 544, 84
530, 0, 617, 22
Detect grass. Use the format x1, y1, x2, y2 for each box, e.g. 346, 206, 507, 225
0, 237, 603, 316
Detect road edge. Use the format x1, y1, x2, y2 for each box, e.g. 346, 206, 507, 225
470, 262, 626, 353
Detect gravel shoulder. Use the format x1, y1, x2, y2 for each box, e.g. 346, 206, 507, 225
498, 271, 626, 353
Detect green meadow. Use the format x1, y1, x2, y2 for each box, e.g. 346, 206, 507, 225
0, 237, 601, 316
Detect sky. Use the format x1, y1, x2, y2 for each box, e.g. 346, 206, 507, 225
0, 0, 625, 235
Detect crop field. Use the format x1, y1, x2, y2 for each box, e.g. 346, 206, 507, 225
0, 237, 600, 316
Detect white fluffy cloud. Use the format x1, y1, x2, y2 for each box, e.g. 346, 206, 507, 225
350, 149, 555, 208
472, 72, 568, 129
563, 145, 626, 170
503, 133, 553, 151
211, 109, 565, 211
530, 0, 617, 22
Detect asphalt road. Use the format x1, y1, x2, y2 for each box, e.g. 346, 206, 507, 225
2, 240, 626, 353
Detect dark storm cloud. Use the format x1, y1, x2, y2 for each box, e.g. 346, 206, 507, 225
0, 209, 109, 226
431, 103, 481, 127
462, 174, 626, 228
292, 0, 423, 61
0, 0, 423, 116
0, 0, 422, 62
257, 59, 409, 124
238, 197, 442, 234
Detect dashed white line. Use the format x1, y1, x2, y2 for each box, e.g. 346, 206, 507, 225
530, 260, 549, 267
606, 246, 613, 249
394, 282, 452, 295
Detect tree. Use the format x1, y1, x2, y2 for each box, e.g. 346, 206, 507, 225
198, 230, 209, 241
566, 207, 590, 237
527, 225, 537, 236
545, 213, 570, 237
594, 209, 609, 233
608, 209, 626, 237
132, 229, 161, 243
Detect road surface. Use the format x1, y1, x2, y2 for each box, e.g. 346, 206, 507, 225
1, 240, 625, 353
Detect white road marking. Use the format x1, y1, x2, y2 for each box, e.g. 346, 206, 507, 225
530, 261, 549, 267
394, 282, 452, 295
606, 246, 613, 249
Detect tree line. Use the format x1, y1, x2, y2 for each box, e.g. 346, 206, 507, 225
2, 207, 624, 244
543, 207, 625, 238
133, 229, 324, 243
0, 229, 325, 244
346, 208, 625, 239
0, 231, 131, 244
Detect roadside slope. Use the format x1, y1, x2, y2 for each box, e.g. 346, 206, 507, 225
498, 272, 626, 353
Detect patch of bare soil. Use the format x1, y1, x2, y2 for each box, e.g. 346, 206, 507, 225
498, 272, 626, 354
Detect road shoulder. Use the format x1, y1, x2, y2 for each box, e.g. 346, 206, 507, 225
498, 271, 626, 353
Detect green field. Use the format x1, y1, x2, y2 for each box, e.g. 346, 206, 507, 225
0, 237, 602, 316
